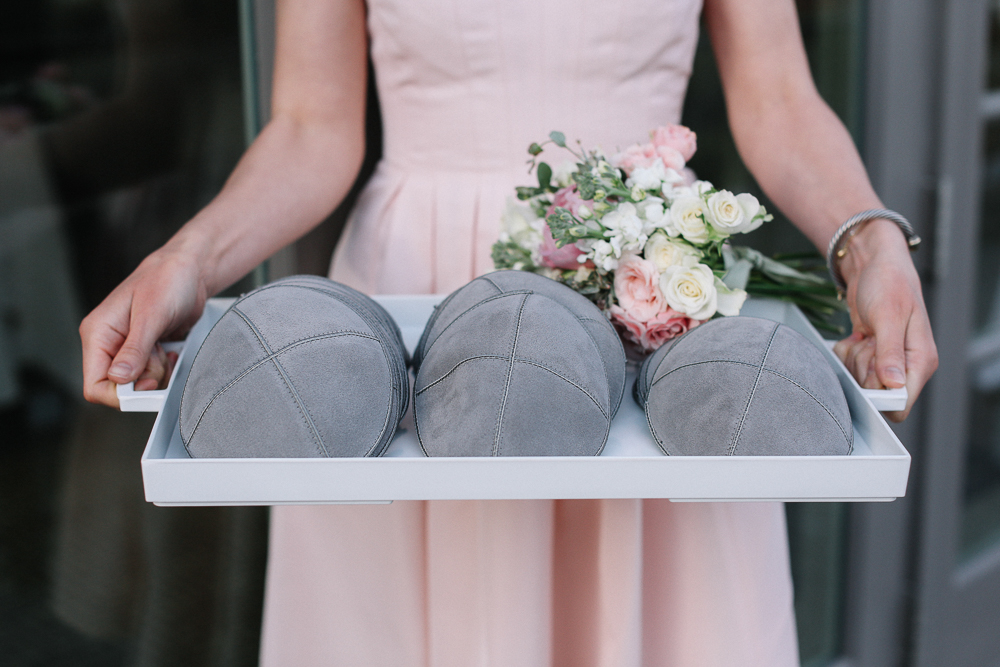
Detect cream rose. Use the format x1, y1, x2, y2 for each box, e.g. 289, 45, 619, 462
643, 233, 701, 272
714, 277, 748, 316
668, 194, 710, 244
705, 190, 764, 236
499, 198, 543, 248
659, 258, 718, 320
553, 161, 578, 188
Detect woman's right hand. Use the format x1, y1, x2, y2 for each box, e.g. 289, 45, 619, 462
80, 241, 209, 408
79, 0, 370, 409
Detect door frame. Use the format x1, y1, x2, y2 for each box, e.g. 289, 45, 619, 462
910, 0, 998, 665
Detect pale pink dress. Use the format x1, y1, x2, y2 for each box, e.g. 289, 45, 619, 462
259, 0, 800, 665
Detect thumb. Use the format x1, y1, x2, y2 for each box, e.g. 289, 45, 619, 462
107, 316, 165, 384
871, 310, 908, 389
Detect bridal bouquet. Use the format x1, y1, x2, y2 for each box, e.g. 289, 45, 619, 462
491, 126, 843, 353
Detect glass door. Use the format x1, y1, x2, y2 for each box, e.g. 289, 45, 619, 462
912, 1, 1000, 665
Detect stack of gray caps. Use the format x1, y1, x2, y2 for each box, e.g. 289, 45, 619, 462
634, 316, 853, 456
180, 275, 409, 458
412, 270, 626, 456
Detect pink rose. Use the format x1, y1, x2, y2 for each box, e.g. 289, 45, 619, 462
609, 305, 700, 353
550, 185, 591, 218
641, 309, 699, 350
651, 124, 697, 163
609, 305, 648, 348
613, 142, 686, 176
614, 255, 665, 322
614, 143, 658, 175
539, 225, 587, 270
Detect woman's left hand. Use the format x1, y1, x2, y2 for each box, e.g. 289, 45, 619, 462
832, 218, 938, 422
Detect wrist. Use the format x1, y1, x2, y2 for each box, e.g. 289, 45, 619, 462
159, 222, 222, 297
837, 218, 910, 287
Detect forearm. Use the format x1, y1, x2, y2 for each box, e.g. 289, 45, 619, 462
163, 112, 364, 296
705, 0, 910, 260
728, 91, 888, 252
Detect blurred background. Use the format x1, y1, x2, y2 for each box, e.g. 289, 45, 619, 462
0, 0, 996, 665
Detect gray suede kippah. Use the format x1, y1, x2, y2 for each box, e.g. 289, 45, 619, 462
414, 271, 625, 456
635, 316, 853, 456
180, 275, 409, 458
414, 270, 626, 416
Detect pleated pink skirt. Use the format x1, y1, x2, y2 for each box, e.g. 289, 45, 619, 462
258, 162, 800, 667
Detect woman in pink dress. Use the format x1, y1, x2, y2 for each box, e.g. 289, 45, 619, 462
79, 0, 938, 665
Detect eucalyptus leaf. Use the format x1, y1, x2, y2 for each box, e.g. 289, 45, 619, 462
549, 131, 567, 147
537, 162, 552, 190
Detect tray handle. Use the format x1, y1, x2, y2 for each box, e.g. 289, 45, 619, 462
117, 341, 185, 412
822, 340, 908, 412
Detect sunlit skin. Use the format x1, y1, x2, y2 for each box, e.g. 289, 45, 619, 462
80, 0, 936, 422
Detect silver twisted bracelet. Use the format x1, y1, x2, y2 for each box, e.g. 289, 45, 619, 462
826, 208, 920, 293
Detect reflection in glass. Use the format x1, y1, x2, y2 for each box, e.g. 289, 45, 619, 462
0, 1, 265, 664
988, 2, 1000, 91
964, 119, 1000, 560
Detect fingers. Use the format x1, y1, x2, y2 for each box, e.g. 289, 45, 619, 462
107, 299, 173, 386
833, 330, 862, 362
870, 306, 908, 390
135, 343, 169, 392
80, 301, 129, 408
884, 308, 939, 422
835, 333, 884, 389
134, 346, 179, 391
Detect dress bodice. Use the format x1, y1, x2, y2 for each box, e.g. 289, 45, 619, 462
279, 6, 802, 665
367, 0, 704, 172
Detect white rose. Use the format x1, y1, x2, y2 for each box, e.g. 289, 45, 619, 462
735, 193, 764, 233
692, 180, 714, 196
643, 233, 702, 272
553, 161, 578, 188
500, 197, 543, 248
659, 259, 718, 320
705, 190, 764, 235
714, 277, 748, 316
668, 194, 710, 244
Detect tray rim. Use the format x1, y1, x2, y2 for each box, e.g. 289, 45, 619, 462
139, 294, 910, 505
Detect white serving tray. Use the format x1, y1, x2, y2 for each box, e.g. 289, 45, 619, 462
130, 295, 910, 506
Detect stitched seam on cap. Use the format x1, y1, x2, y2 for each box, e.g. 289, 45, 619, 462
364, 337, 398, 457
729, 323, 780, 456
415, 289, 460, 367
233, 308, 329, 457
513, 358, 609, 421
238, 282, 404, 456
415, 355, 510, 395
645, 408, 672, 455
416, 276, 500, 365
493, 294, 529, 456
480, 275, 504, 293
763, 369, 854, 452
648, 359, 759, 389
185, 329, 379, 451
575, 315, 626, 416
421, 290, 533, 361
179, 306, 263, 450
